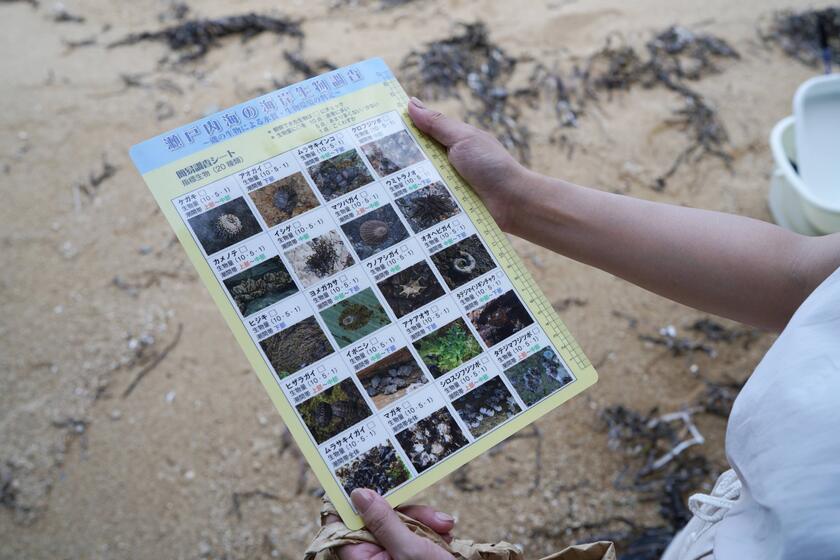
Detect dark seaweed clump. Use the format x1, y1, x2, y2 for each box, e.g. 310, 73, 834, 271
305, 236, 340, 277
110, 13, 303, 62
761, 8, 840, 69
400, 23, 529, 163
259, 317, 333, 379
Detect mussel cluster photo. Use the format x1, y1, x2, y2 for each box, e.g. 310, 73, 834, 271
222, 256, 298, 316
335, 442, 411, 496
452, 376, 522, 438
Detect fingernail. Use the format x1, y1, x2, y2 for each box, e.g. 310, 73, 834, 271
409, 96, 426, 109
435, 511, 455, 524
350, 488, 375, 512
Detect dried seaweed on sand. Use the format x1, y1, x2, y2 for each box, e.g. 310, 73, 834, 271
760, 8, 840, 69
110, 13, 303, 63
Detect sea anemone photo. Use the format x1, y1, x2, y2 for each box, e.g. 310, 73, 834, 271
259, 316, 333, 379
222, 256, 298, 316
341, 204, 409, 261
248, 172, 319, 228
376, 260, 445, 318
319, 287, 391, 348
284, 230, 355, 287
467, 290, 534, 347
296, 377, 372, 444
360, 129, 425, 177
430, 234, 496, 289
187, 197, 263, 255
307, 149, 374, 201
394, 181, 460, 233
412, 318, 482, 378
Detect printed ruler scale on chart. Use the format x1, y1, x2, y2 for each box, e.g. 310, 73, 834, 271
130, 58, 597, 529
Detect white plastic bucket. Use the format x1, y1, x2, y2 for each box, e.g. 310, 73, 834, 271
768, 116, 840, 235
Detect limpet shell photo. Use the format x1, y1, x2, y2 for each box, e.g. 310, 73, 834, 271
395, 407, 469, 473
467, 290, 534, 348
430, 234, 496, 290
360, 129, 425, 177
307, 149, 374, 201
319, 287, 391, 348
376, 260, 445, 318
248, 172, 319, 228
335, 442, 411, 497
284, 230, 355, 288
394, 181, 460, 233
296, 377, 372, 444
187, 197, 263, 255
259, 316, 333, 379
451, 376, 522, 438
503, 346, 574, 407
222, 256, 298, 316
355, 347, 428, 409
340, 204, 410, 261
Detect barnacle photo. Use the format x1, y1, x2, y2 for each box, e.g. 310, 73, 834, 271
430, 234, 496, 289
319, 287, 391, 348
335, 442, 411, 496
451, 376, 522, 438
284, 230, 355, 287
296, 377, 372, 444
222, 256, 298, 316
340, 204, 410, 260
395, 407, 469, 472
258, 316, 333, 379
394, 181, 461, 233
467, 290, 534, 347
360, 129, 425, 177
307, 149, 374, 201
504, 346, 574, 407
356, 347, 428, 409
376, 259, 445, 318
412, 317, 482, 378
187, 197, 263, 255
248, 172, 320, 228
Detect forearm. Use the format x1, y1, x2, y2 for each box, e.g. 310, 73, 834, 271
508, 170, 840, 331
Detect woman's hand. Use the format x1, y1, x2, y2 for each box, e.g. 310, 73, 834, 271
337, 488, 456, 560
407, 97, 526, 232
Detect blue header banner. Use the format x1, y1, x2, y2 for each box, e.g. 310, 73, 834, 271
130, 57, 393, 175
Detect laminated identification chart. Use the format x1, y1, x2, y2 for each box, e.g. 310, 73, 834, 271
130, 58, 597, 529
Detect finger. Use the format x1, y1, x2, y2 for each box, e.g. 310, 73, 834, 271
351, 488, 418, 552
396, 504, 455, 535
337, 543, 387, 560
407, 98, 475, 147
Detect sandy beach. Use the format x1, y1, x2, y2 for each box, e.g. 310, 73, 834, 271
0, 0, 831, 557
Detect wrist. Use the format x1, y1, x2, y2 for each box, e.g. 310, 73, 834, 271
504, 168, 562, 236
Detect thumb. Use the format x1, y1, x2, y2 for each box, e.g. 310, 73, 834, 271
352, 488, 418, 553
407, 97, 475, 148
